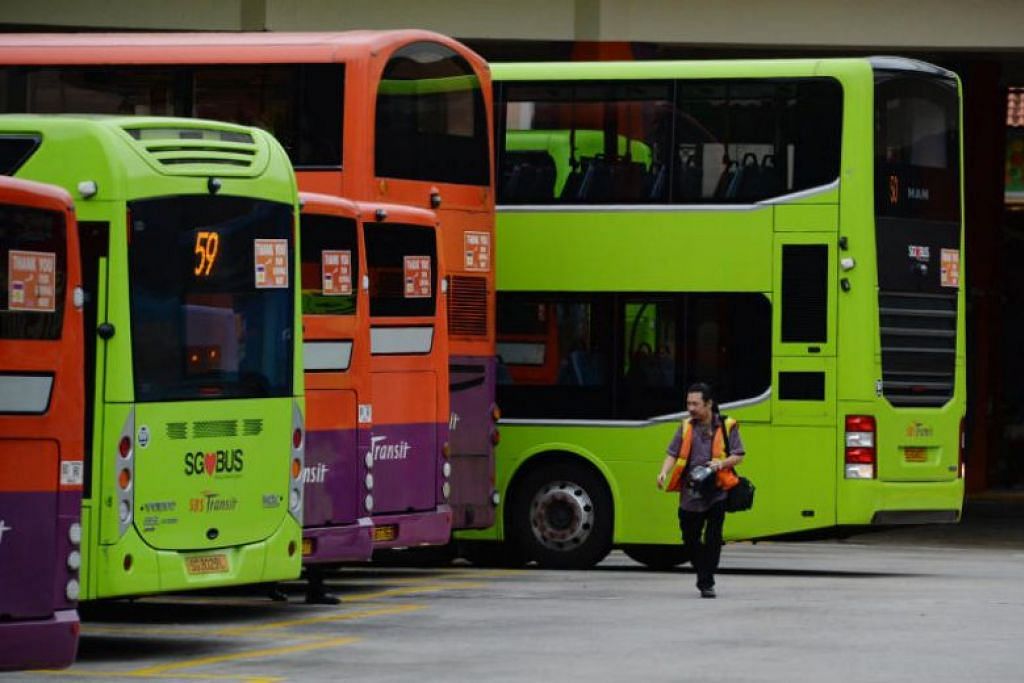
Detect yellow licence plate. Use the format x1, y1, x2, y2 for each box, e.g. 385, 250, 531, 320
302, 538, 314, 556
373, 525, 398, 543
186, 554, 229, 575
904, 447, 928, 463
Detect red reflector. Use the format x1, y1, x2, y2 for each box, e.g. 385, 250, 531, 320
118, 436, 131, 457
845, 447, 875, 464
845, 415, 876, 432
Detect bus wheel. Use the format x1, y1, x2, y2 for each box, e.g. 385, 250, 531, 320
622, 544, 690, 570
511, 463, 612, 569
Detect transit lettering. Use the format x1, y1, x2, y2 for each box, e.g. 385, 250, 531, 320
371, 435, 412, 462
301, 463, 329, 484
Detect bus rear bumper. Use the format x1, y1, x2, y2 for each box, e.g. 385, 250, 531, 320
302, 517, 374, 564
372, 505, 452, 550
92, 516, 303, 599
0, 609, 78, 671
838, 478, 964, 526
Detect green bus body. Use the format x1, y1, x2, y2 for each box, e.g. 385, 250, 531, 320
2, 116, 305, 597
460, 58, 965, 566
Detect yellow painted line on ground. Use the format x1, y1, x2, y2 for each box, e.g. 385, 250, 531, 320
214, 603, 425, 636
341, 580, 488, 604
128, 636, 361, 676
35, 668, 282, 682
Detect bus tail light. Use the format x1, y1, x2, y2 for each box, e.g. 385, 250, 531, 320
65, 579, 80, 601
845, 415, 876, 479
490, 428, 500, 446
289, 401, 305, 521
490, 403, 502, 422
115, 409, 135, 536
442, 461, 451, 479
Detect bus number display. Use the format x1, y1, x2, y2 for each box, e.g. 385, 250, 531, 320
193, 230, 220, 278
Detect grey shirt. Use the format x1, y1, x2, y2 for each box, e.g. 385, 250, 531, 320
665, 416, 746, 512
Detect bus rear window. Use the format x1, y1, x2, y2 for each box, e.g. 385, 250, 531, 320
5, 64, 344, 168
0, 202, 66, 340
364, 223, 437, 318
128, 196, 294, 402
300, 213, 359, 315
874, 73, 960, 222
375, 42, 490, 186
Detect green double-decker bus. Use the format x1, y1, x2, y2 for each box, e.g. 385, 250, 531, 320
459, 57, 966, 568
1, 116, 305, 597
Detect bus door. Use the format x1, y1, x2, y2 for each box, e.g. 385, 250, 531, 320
0, 177, 83, 626
299, 196, 367, 537
771, 226, 839, 528
363, 209, 449, 517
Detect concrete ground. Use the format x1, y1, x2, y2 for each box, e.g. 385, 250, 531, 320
17, 510, 1024, 683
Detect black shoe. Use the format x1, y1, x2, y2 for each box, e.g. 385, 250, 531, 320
305, 590, 341, 605
699, 587, 716, 599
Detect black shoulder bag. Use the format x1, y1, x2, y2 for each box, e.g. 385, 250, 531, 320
721, 414, 755, 513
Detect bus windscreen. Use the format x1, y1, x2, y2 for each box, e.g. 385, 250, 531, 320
127, 195, 294, 402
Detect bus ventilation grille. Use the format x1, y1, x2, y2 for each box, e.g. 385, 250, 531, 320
164, 420, 264, 439
193, 420, 238, 438
879, 291, 956, 407
123, 127, 258, 173
448, 275, 488, 337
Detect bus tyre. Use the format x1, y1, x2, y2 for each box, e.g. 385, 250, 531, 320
622, 544, 691, 571
511, 463, 612, 569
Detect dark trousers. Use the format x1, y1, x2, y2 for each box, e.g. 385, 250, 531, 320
678, 501, 726, 590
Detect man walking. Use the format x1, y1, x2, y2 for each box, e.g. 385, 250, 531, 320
656, 383, 745, 598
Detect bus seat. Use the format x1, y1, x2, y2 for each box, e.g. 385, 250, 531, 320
759, 154, 784, 197
713, 158, 737, 199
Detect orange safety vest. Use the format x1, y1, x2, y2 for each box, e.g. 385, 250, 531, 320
665, 417, 739, 493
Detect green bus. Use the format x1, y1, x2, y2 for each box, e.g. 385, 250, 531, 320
0, 116, 305, 596
460, 57, 966, 568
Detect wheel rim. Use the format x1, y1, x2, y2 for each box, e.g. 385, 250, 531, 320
528, 479, 595, 551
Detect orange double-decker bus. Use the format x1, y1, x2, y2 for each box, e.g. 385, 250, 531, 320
0, 30, 498, 532
0, 175, 82, 670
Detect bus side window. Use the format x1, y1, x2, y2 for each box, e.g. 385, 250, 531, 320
78, 221, 109, 499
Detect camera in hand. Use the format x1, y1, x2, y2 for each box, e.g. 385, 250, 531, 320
687, 464, 718, 498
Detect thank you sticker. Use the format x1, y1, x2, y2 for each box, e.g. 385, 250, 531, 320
404, 255, 431, 298
322, 250, 353, 296
464, 231, 491, 271
8, 250, 56, 312
254, 239, 289, 289
940, 249, 960, 288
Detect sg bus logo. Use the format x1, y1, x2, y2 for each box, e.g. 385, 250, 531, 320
184, 449, 244, 477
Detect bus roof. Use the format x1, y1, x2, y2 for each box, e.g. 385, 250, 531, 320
0, 30, 488, 68
0, 114, 295, 203
0, 174, 74, 212
490, 56, 948, 81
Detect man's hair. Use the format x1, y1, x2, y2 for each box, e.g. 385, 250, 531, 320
686, 382, 714, 404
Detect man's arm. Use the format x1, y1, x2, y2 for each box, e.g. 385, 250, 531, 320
656, 454, 677, 489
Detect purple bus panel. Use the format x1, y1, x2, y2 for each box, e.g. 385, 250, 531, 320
370, 421, 439, 515
448, 355, 497, 529
301, 425, 374, 564
0, 490, 79, 671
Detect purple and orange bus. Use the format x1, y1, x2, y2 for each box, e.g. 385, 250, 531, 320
361, 201, 452, 551
298, 193, 373, 600
0, 175, 82, 670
